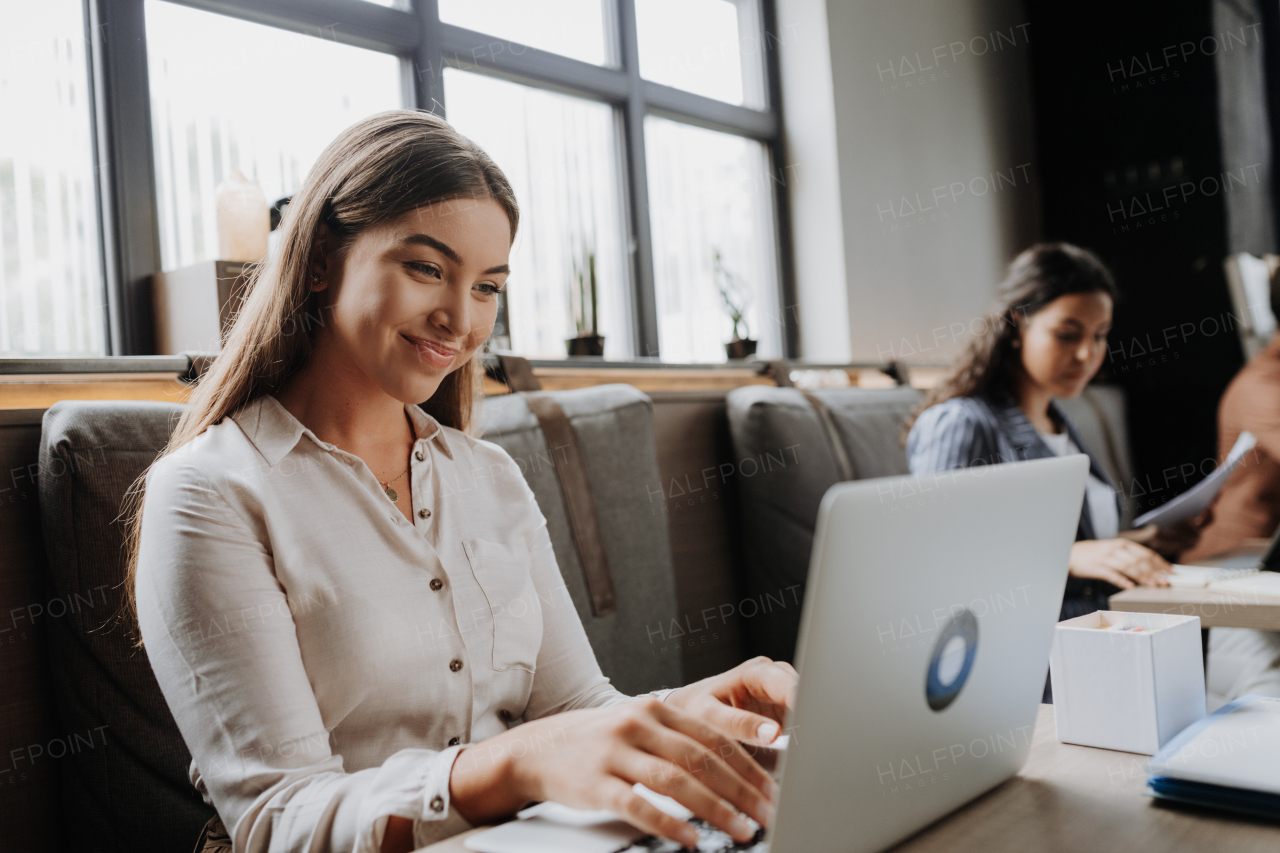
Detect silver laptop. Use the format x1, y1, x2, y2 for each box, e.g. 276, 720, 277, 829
765, 455, 1088, 853
468, 456, 1088, 853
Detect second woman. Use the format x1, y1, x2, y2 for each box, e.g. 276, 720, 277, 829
904, 243, 1198, 624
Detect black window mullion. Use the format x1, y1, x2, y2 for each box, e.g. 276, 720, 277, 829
437, 25, 631, 102
162, 0, 417, 53
759, 0, 798, 357
88, 0, 162, 356
616, 0, 660, 358
413, 0, 447, 113
642, 82, 776, 140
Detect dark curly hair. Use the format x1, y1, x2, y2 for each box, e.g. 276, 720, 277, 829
902, 242, 1118, 437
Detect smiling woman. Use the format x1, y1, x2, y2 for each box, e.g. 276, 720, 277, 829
275, 198, 513, 453
118, 110, 796, 853
273, 196, 514, 518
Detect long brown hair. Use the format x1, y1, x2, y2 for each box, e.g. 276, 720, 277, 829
902, 242, 1117, 436
121, 110, 518, 636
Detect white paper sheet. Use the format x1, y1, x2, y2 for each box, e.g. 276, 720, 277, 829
1134, 431, 1257, 528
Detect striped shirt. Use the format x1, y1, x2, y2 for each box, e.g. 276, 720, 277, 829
906, 394, 1120, 542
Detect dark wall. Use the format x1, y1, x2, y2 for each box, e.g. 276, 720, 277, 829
1027, 0, 1253, 514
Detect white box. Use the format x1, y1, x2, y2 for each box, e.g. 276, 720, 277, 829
1049, 610, 1206, 754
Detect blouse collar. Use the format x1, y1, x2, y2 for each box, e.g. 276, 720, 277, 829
232, 394, 454, 467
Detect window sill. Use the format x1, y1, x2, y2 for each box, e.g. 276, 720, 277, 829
0, 354, 941, 410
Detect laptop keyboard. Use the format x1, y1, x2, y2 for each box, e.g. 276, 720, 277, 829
620, 818, 768, 853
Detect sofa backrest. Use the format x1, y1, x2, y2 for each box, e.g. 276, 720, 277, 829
480, 384, 683, 694
647, 391, 754, 681
39, 400, 213, 853
724, 386, 923, 662
0, 409, 62, 853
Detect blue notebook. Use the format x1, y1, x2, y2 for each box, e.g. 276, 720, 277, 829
1146, 695, 1280, 819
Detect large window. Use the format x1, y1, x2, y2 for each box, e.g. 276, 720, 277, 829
646, 117, 780, 361
54, 0, 788, 361
145, 1, 403, 270
443, 70, 632, 359
0, 1, 106, 357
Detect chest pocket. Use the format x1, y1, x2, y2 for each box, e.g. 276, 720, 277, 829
463, 538, 544, 672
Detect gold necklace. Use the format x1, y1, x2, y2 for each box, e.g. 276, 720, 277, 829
376, 411, 416, 503
376, 462, 410, 503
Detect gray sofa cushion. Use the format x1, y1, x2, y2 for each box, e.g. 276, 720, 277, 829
39, 400, 213, 853
481, 384, 682, 695
725, 386, 922, 663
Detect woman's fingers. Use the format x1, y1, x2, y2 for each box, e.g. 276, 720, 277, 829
632, 718, 775, 829
650, 702, 780, 805
1099, 567, 1135, 589
1071, 539, 1175, 588
696, 699, 782, 746
613, 750, 759, 844
601, 778, 700, 849
1117, 562, 1163, 586
1087, 555, 1135, 588
733, 657, 798, 714
1110, 542, 1171, 586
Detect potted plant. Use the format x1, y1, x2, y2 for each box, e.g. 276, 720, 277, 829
715, 249, 757, 360
566, 244, 605, 356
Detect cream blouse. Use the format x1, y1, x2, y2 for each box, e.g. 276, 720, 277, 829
135, 393, 632, 853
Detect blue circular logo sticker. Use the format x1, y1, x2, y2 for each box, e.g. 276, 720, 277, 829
925, 608, 979, 712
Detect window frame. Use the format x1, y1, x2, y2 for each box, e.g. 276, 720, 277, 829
85, 0, 796, 359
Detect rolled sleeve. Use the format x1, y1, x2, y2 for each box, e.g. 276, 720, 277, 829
397, 746, 472, 848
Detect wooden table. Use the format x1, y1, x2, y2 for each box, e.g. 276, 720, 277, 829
415, 705, 1280, 853
1110, 538, 1280, 630
1110, 586, 1280, 630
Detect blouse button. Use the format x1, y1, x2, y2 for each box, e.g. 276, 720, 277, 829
429, 795, 444, 813
449, 659, 463, 673
419, 508, 432, 519
430, 578, 444, 592
448, 736, 461, 747
415, 450, 425, 462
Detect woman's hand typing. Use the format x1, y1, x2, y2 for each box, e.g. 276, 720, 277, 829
663, 656, 797, 746
1069, 538, 1173, 589
447, 697, 780, 849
